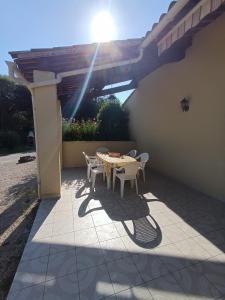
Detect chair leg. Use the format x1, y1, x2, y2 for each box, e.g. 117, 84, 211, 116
91, 173, 96, 189
142, 168, 146, 182
87, 166, 90, 181
130, 180, 134, 189
120, 179, 125, 198
113, 170, 116, 191
135, 178, 138, 195
103, 172, 106, 182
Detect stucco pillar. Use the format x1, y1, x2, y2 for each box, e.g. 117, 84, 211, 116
31, 71, 61, 199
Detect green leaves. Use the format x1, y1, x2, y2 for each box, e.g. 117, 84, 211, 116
62, 119, 99, 141
0, 75, 33, 149
62, 98, 129, 142
97, 99, 129, 141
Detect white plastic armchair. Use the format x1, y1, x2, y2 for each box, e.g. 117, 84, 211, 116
113, 161, 140, 198
135, 153, 149, 182
126, 149, 138, 158
90, 164, 105, 189
82, 152, 98, 181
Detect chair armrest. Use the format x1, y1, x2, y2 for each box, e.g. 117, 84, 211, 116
88, 156, 97, 160
113, 167, 124, 174
91, 162, 103, 168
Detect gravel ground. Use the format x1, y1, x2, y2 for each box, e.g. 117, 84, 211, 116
0, 152, 39, 300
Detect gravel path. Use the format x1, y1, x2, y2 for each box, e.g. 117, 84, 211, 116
0, 152, 39, 300
0, 152, 37, 206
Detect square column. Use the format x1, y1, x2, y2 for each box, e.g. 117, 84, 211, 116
31, 71, 61, 199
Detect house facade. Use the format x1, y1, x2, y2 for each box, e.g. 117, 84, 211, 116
7, 0, 225, 200
124, 10, 225, 201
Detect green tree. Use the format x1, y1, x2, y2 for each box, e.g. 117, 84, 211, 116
0, 76, 16, 131
0, 75, 33, 149
97, 96, 129, 140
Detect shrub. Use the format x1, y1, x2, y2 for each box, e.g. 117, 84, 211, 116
97, 100, 129, 140
62, 120, 98, 141
0, 131, 21, 149
62, 98, 130, 141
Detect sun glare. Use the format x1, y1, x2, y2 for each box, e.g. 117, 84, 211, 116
91, 11, 116, 43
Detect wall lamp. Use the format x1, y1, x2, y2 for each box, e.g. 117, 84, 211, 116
180, 97, 190, 112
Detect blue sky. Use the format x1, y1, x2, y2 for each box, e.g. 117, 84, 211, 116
0, 0, 171, 101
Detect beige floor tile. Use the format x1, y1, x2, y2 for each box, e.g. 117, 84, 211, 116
10, 256, 48, 291
96, 223, 120, 242
92, 210, 113, 226
46, 249, 77, 280
29, 223, 53, 241
162, 223, 190, 243
78, 265, 114, 300
193, 235, 223, 257
44, 273, 79, 300
115, 284, 153, 300
114, 221, 132, 237
146, 273, 189, 300
73, 214, 94, 231
173, 264, 221, 300
74, 227, 99, 246
174, 238, 211, 263
106, 257, 143, 294
121, 235, 150, 254
76, 242, 105, 270
7, 284, 45, 300
101, 237, 128, 262
52, 220, 74, 236
21, 239, 50, 261
49, 232, 75, 254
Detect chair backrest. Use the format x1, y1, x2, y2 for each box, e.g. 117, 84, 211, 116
127, 149, 137, 158
123, 162, 140, 176
82, 151, 89, 166
136, 153, 149, 168
96, 147, 109, 153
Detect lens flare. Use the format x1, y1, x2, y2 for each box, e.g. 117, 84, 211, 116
91, 11, 116, 42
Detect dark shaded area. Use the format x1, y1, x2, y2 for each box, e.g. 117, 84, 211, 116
0, 76, 34, 152
0, 174, 38, 300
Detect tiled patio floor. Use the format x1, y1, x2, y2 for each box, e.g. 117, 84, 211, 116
7, 168, 225, 300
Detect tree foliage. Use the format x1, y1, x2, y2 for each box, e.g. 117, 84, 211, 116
97, 97, 129, 140
62, 95, 129, 141
0, 75, 33, 149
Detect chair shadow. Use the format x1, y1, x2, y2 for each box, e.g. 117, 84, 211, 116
73, 174, 162, 249
122, 215, 162, 248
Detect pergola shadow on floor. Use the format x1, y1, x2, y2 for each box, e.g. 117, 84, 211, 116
7, 168, 225, 300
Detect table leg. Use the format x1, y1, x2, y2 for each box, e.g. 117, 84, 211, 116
107, 172, 111, 189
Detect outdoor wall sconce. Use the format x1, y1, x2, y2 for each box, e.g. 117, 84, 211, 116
180, 98, 190, 112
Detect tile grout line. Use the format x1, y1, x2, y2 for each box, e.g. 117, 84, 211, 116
90, 198, 117, 298
10, 175, 225, 300
71, 189, 81, 300
41, 205, 53, 300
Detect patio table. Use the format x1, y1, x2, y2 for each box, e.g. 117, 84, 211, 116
96, 152, 136, 189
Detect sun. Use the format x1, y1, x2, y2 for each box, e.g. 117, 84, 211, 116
91, 11, 116, 43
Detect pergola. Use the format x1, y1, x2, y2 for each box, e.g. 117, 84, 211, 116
7, 0, 225, 199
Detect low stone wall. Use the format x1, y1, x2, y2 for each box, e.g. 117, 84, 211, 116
62, 141, 137, 168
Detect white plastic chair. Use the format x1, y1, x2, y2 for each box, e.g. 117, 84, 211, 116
126, 149, 138, 158
82, 152, 98, 181
113, 162, 140, 198
90, 164, 105, 189
96, 147, 109, 153
135, 153, 149, 182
